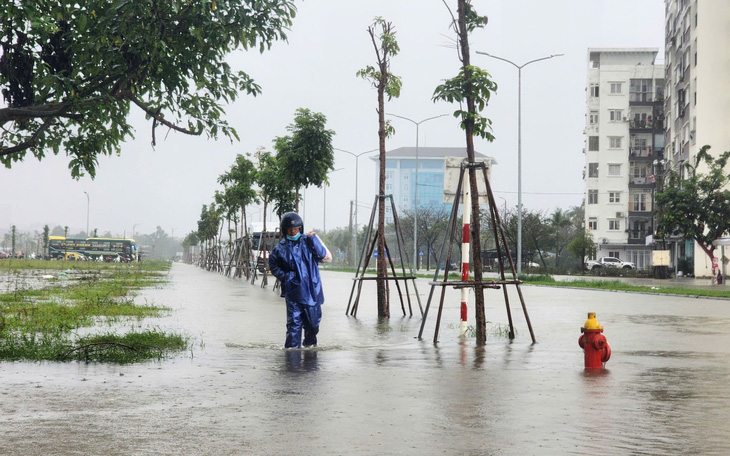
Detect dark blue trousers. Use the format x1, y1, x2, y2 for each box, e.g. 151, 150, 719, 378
285, 301, 322, 348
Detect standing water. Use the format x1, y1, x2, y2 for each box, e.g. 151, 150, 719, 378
2, 263, 730, 454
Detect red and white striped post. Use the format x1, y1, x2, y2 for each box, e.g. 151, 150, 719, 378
460, 172, 471, 337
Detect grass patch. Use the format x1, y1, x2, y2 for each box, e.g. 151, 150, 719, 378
61, 330, 188, 363
326, 267, 730, 299
0, 260, 190, 363
519, 276, 730, 299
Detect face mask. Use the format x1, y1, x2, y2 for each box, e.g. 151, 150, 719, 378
286, 232, 301, 241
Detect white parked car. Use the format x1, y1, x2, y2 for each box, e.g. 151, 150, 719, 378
585, 257, 635, 271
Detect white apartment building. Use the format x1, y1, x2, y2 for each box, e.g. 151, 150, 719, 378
664, 0, 730, 277
583, 49, 664, 269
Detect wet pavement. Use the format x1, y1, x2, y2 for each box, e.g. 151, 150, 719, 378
2, 263, 730, 455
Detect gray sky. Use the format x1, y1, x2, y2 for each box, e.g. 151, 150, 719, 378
0, 0, 665, 239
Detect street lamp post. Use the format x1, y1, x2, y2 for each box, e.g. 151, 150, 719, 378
83, 191, 90, 237
333, 148, 379, 232
334, 148, 379, 267
386, 113, 448, 271
475, 51, 563, 274
132, 223, 140, 239
323, 168, 344, 241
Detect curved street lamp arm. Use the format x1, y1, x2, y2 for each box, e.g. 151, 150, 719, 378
475, 51, 564, 69
334, 147, 379, 158
386, 113, 449, 126
522, 53, 564, 68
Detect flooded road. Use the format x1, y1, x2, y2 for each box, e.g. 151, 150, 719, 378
2, 263, 730, 455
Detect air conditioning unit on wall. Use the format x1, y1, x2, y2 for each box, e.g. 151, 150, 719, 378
616, 212, 625, 218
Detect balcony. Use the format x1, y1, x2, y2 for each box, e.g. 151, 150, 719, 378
628, 176, 656, 189
630, 119, 654, 130
628, 202, 653, 213
626, 223, 653, 243
629, 147, 654, 159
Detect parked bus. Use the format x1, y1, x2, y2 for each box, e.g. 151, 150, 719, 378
48, 236, 138, 261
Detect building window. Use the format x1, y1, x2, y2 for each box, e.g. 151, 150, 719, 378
609, 137, 622, 149
609, 109, 623, 121
385, 183, 393, 192
588, 190, 598, 204
633, 165, 648, 178
588, 163, 598, 178
385, 171, 394, 180
403, 174, 409, 180
588, 218, 597, 230
610, 82, 622, 94
589, 136, 599, 151
608, 251, 620, 259
608, 164, 621, 176
590, 84, 599, 97
632, 193, 647, 211
609, 220, 620, 231
609, 192, 621, 203
589, 111, 599, 125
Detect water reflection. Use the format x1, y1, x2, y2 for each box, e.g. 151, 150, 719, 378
283, 349, 319, 372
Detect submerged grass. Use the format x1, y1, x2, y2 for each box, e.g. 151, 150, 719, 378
0, 260, 190, 363
518, 274, 730, 299
324, 266, 730, 299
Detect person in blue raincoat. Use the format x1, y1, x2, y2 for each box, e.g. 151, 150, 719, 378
269, 212, 328, 348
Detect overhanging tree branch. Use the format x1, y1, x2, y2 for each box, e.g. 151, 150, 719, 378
0, 117, 54, 157
128, 94, 202, 137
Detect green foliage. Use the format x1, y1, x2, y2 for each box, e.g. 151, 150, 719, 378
656, 145, 730, 260
463, 1, 489, 32
567, 229, 596, 268
197, 203, 221, 242
182, 231, 199, 247
275, 108, 335, 206
356, 17, 402, 102
218, 154, 259, 218
0, 0, 296, 178
433, 65, 497, 141
255, 148, 295, 218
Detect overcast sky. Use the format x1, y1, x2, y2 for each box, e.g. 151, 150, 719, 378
0, 0, 665, 239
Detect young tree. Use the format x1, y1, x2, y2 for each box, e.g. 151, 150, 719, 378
433, 0, 496, 344
567, 229, 597, 273
399, 207, 451, 270
42, 224, 50, 258
550, 208, 572, 270
218, 154, 258, 240
275, 108, 335, 212
11, 225, 16, 256
357, 17, 402, 318
255, 149, 294, 226
656, 145, 730, 271
182, 231, 199, 264
0, 1, 296, 178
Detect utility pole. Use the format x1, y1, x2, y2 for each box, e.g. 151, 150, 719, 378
349, 200, 355, 266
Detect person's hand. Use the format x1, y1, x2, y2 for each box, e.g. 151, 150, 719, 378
307, 231, 316, 236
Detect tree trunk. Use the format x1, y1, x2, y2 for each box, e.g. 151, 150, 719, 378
376, 68, 389, 318
295, 185, 301, 213
457, 0, 486, 344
